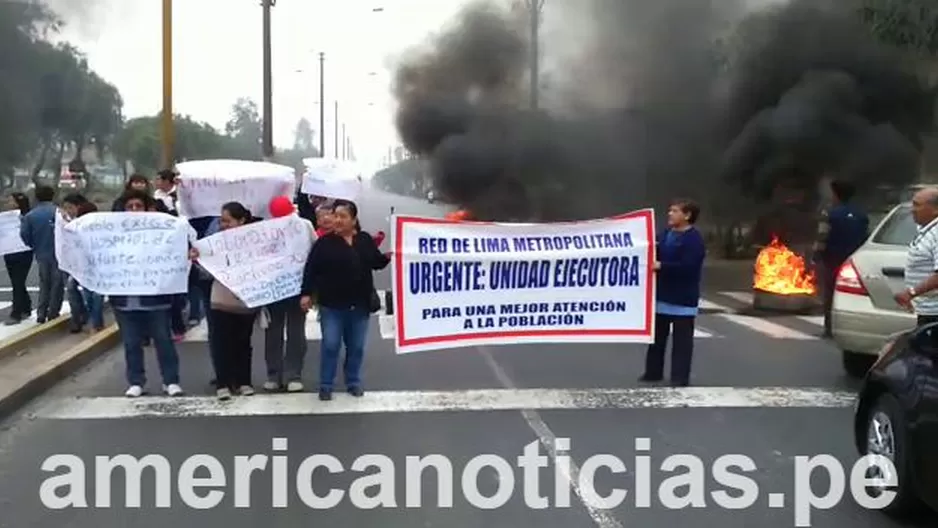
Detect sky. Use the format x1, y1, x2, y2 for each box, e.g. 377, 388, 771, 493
55, 0, 472, 168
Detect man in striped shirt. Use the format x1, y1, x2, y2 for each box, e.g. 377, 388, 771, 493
895, 187, 938, 325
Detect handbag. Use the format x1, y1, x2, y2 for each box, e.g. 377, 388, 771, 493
369, 289, 381, 313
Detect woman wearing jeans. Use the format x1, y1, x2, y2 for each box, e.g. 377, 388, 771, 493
640, 198, 705, 387
300, 199, 390, 401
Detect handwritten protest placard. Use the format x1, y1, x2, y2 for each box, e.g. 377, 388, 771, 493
0, 211, 30, 255
175, 159, 296, 219
55, 212, 193, 295
193, 214, 314, 308
390, 209, 655, 353
301, 157, 361, 200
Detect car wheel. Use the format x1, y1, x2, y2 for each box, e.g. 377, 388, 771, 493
863, 394, 920, 516
843, 350, 875, 378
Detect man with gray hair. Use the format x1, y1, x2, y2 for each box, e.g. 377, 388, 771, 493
895, 186, 938, 325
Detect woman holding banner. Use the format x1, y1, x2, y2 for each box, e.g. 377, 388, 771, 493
4, 192, 32, 325
205, 202, 262, 400
640, 199, 706, 387
110, 190, 183, 398
300, 199, 390, 401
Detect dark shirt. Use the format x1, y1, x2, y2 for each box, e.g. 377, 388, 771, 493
301, 231, 390, 310
655, 227, 706, 307
822, 203, 869, 265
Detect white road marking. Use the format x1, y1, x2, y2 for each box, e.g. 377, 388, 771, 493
480, 349, 624, 528
698, 298, 730, 312
719, 291, 754, 304
796, 315, 824, 326
694, 327, 714, 337
36, 387, 858, 420
715, 313, 815, 340
0, 286, 39, 293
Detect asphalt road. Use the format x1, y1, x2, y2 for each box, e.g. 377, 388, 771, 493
0, 186, 932, 527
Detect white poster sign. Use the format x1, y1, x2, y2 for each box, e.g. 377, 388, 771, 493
390, 210, 656, 353
175, 159, 296, 219
300, 157, 362, 199
193, 214, 315, 308
0, 211, 30, 255
55, 212, 193, 295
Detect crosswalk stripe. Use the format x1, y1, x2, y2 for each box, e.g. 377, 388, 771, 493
718, 291, 754, 304
698, 299, 730, 312
796, 315, 824, 326
714, 313, 816, 340
36, 386, 859, 419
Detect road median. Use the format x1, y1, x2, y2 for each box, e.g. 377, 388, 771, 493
0, 319, 120, 420
0, 314, 72, 362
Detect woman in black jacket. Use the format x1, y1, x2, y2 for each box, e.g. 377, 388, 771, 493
300, 199, 390, 400
4, 192, 32, 324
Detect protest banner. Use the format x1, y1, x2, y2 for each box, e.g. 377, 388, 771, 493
0, 211, 30, 255
300, 157, 362, 199
175, 159, 296, 219
55, 212, 193, 295
193, 214, 314, 308
390, 209, 656, 354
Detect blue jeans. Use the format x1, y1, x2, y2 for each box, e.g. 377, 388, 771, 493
82, 289, 104, 329
114, 309, 180, 387
186, 267, 204, 323
319, 306, 370, 390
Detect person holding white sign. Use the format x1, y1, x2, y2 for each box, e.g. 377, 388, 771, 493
300, 199, 390, 401
109, 191, 185, 398
3, 193, 33, 324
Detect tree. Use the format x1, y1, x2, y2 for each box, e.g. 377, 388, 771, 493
224, 97, 262, 159
860, 0, 938, 56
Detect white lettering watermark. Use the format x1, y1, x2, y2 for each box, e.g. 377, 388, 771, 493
37, 438, 896, 526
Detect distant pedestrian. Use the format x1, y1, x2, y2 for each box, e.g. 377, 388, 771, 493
20, 185, 62, 324
111, 174, 151, 211
4, 192, 33, 325
640, 198, 706, 387
811, 179, 869, 338
894, 187, 938, 325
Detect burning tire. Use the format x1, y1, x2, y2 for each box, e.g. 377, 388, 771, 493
752, 236, 819, 312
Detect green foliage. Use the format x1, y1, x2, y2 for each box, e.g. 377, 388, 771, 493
860, 0, 938, 55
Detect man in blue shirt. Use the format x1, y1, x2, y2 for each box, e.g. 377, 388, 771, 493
20, 185, 63, 323
812, 179, 869, 338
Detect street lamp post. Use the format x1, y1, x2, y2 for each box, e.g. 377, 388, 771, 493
261, 0, 275, 159
160, 0, 173, 169
319, 52, 325, 157
334, 100, 339, 158
525, 0, 545, 110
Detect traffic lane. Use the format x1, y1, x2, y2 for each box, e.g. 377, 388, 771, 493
0, 411, 596, 528
59, 320, 507, 398
536, 408, 928, 527
485, 313, 861, 392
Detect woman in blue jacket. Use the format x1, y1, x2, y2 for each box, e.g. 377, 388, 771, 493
640, 199, 706, 387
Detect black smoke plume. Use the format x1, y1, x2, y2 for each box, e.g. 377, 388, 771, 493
720, 1, 935, 201
393, 0, 935, 222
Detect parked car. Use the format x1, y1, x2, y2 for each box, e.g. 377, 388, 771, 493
853, 322, 938, 516
832, 203, 916, 377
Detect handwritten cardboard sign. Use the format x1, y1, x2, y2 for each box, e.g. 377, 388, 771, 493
175, 159, 296, 219
0, 211, 30, 255
55, 212, 194, 295
301, 157, 362, 199
193, 214, 315, 308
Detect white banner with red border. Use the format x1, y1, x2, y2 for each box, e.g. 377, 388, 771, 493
390, 209, 656, 354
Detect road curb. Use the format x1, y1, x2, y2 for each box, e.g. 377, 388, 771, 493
0, 315, 71, 362
0, 324, 120, 421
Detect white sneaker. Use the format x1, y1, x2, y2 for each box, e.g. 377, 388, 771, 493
216, 387, 232, 400
163, 384, 184, 396
125, 385, 144, 398
286, 381, 304, 393
263, 381, 280, 392
238, 385, 255, 396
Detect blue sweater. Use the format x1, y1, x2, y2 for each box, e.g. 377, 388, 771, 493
20, 201, 57, 263
655, 227, 705, 308
823, 203, 868, 266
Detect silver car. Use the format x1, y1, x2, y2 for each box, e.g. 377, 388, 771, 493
832, 203, 916, 377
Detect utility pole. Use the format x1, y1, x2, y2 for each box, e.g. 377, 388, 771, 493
160, 0, 173, 169
261, 0, 275, 159
319, 52, 325, 157
334, 100, 339, 158
525, 0, 545, 110
341, 123, 347, 160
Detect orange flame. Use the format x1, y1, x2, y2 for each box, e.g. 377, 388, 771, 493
753, 236, 816, 295
446, 210, 471, 221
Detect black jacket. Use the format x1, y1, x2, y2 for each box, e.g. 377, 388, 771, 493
301, 231, 390, 310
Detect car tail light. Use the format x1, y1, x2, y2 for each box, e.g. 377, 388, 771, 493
835, 260, 868, 296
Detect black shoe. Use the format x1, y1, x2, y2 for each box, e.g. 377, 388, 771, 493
319, 389, 333, 401
638, 374, 662, 383
670, 380, 690, 387
348, 386, 364, 397
36, 317, 46, 324
5, 316, 22, 326
68, 324, 83, 333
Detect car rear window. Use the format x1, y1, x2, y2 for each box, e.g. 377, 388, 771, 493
872, 206, 915, 245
